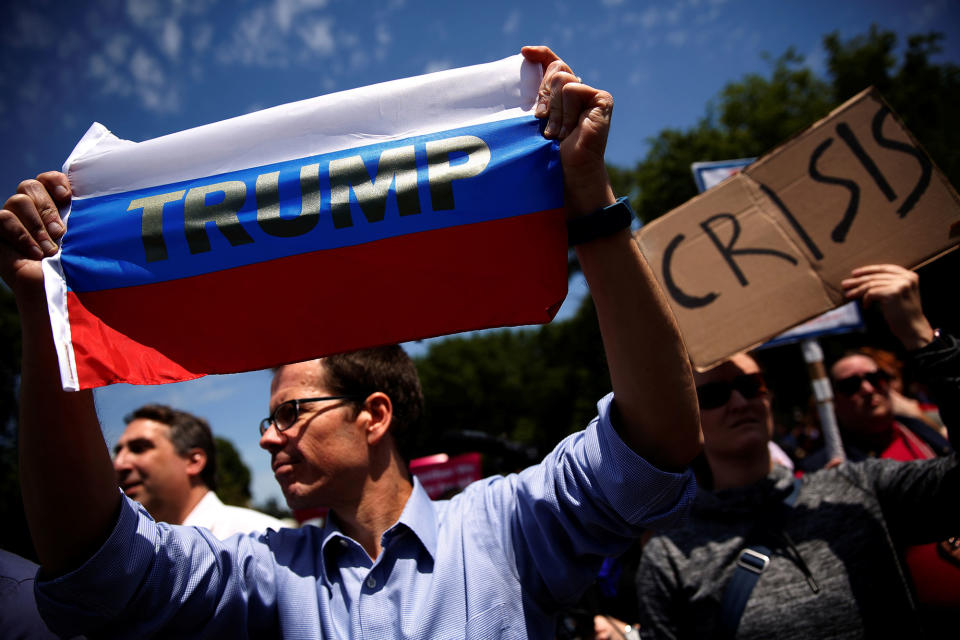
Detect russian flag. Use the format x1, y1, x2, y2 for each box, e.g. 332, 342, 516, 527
44, 55, 567, 390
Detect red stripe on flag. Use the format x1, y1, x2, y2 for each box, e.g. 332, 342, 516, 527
66, 210, 568, 388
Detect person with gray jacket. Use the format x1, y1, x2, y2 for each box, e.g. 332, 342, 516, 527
636, 264, 959, 639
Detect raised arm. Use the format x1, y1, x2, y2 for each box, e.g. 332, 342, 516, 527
2, 172, 121, 576
843, 263, 960, 443
522, 47, 701, 471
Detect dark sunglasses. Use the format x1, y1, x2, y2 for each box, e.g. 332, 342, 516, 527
696, 373, 768, 410
833, 370, 890, 397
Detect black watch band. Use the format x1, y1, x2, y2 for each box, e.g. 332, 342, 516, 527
566, 196, 634, 246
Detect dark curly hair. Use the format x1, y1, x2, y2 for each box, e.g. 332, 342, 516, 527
124, 404, 218, 490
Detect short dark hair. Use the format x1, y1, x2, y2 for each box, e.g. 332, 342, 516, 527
320, 346, 424, 452
124, 404, 218, 490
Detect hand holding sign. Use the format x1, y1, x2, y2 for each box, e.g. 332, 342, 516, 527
841, 264, 935, 351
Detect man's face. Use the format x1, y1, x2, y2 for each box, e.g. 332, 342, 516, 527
694, 354, 773, 460
831, 354, 894, 436
259, 360, 370, 511
113, 419, 194, 520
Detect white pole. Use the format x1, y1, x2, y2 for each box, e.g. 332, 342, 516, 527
801, 338, 846, 463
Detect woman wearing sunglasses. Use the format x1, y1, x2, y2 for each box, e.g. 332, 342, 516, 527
633, 264, 960, 640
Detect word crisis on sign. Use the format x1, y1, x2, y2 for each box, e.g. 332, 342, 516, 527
636, 88, 960, 369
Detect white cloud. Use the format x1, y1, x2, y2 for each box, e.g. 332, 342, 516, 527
503, 10, 521, 35
129, 48, 179, 112
909, 0, 948, 29
125, 0, 163, 28
373, 23, 391, 60
9, 9, 56, 49
193, 23, 214, 54
666, 30, 688, 47
423, 59, 452, 74
274, 0, 329, 33
640, 7, 660, 30
161, 19, 183, 60
218, 1, 338, 67
104, 34, 131, 64
376, 23, 391, 47
297, 17, 336, 55
130, 48, 164, 86
804, 42, 827, 76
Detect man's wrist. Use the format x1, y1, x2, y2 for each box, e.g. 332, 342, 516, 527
563, 168, 615, 217
908, 327, 945, 353
900, 321, 936, 351
567, 197, 634, 246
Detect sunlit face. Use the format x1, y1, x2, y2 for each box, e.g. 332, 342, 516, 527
831, 354, 893, 436
259, 360, 370, 511
113, 419, 193, 520
694, 354, 773, 460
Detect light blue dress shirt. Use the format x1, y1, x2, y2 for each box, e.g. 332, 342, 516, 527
37, 394, 695, 639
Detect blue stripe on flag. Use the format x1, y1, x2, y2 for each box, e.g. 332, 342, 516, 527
62, 116, 561, 292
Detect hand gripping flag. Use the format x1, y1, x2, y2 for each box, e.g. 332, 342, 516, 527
44, 54, 567, 390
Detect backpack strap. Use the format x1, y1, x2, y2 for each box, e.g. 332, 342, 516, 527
714, 477, 801, 640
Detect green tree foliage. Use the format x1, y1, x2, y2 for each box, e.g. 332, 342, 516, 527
412, 297, 606, 462
214, 436, 253, 507
826, 27, 960, 185
253, 496, 292, 520
625, 48, 832, 224
620, 26, 959, 224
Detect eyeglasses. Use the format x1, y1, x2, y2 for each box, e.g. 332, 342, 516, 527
259, 396, 364, 436
833, 370, 890, 397
696, 373, 768, 410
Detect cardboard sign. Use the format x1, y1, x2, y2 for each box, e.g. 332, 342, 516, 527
691, 157, 864, 347
636, 88, 960, 369
43, 55, 567, 390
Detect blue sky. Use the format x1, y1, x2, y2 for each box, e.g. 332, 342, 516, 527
3, 0, 958, 506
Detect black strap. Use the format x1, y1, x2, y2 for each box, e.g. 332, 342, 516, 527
566, 197, 634, 245
714, 477, 801, 640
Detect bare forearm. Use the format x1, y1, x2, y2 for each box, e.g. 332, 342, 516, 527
577, 229, 701, 471
17, 294, 120, 576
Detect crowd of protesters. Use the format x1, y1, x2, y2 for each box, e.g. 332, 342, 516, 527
1, 44, 957, 639
585, 264, 958, 639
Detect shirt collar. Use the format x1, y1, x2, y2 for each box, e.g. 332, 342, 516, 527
181, 490, 218, 526
317, 477, 438, 586
394, 476, 438, 561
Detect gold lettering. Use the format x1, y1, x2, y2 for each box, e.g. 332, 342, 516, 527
127, 190, 186, 262
329, 145, 419, 229
425, 135, 490, 211
183, 181, 253, 254
256, 164, 322, 237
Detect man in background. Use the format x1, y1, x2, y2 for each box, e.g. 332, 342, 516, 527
114, 404, 285, 538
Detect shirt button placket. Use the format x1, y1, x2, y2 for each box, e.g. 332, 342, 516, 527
365, 575, 377, 589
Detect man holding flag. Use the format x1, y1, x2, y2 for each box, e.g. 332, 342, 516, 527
1, 47, 701, 638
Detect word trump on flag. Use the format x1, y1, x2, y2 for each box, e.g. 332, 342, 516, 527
44, 55, 567, 390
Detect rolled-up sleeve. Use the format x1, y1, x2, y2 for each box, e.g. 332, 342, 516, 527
503, 392, 696, 604
586, 393, 698, 528
36, 496, 278, 639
